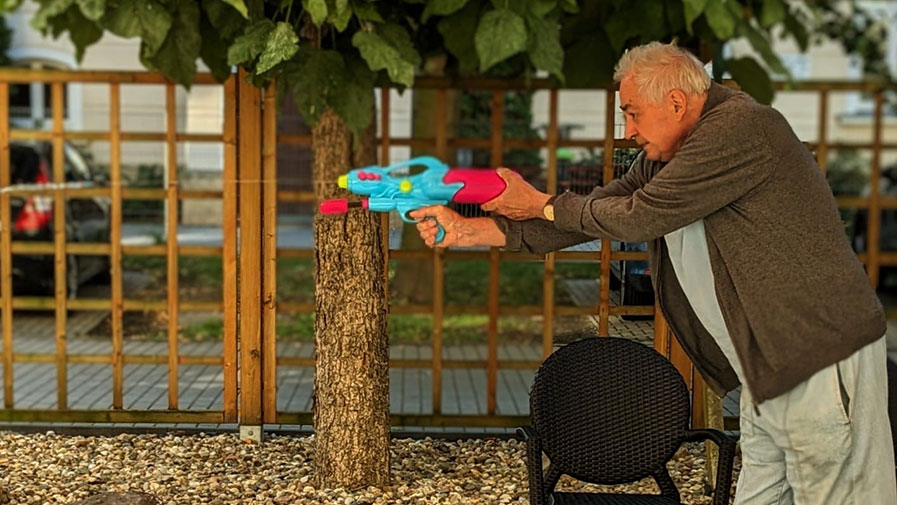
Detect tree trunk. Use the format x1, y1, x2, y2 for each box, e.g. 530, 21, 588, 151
313, 107, 390, 488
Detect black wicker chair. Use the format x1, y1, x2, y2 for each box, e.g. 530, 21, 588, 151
519, 337, 738, 505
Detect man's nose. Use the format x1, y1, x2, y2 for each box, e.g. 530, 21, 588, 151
624, 120, 637, 141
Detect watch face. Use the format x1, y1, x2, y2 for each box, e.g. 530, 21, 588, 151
543, 204, 554, 221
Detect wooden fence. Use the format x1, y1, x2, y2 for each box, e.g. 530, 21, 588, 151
0, 68, 893, 430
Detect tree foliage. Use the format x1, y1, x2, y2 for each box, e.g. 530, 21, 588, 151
0, 14, 12, 66
9, 0, 894, 136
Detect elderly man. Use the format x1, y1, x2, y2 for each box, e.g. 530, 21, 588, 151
410, 42, 896, 504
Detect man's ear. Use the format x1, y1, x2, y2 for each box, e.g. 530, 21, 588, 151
669, 90, 687, 119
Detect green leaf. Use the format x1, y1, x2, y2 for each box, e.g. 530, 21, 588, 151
105, 0, 172, 56
200, 11, 232, 82
759, 0, 785, 28
738, 20, 788, 76
0, 0, 24, 13
292, 49, 345, 124
352, 32, 413, 87
303, 0, 328, 26
528, 0, 554, 17
422, 0, 469, 22
725, 56, 773, 104
75, 0, 105, 20
474, 8, 526, 72
489, 0, 525, 14
247, 0, 264, 20
682, 0, 707, 33
604, 2, 665, 52
147, 2, 202, 87
202, 0, 247, 39
332, 55, 376, 136
603, 11, 631, 53
66, 6, 102, 60
351, 0, 383, 22
31, 0, 75, 31
226, 19, 275, 66
256, 21, 299, 74
220, 0, 248, 18
329, 0, 352, 32
438, 0, 481, 75
664, 0, 686, 35
558, 0, 578, 14
562, 31, 614, 87
138, 40, 158, 71
783, 10, 808, 51
377, 23, 421, 66
704, 0, 735, 40
526, 16, 563, 82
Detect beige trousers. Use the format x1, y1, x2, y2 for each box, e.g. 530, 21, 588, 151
734, 336, 896, 505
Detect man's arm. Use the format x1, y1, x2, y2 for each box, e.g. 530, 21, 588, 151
554, 102, 774, 242
493, 216, 592, 254
451, 217, 507, 247
409, 207, 507, 248
493, 152, 651, 253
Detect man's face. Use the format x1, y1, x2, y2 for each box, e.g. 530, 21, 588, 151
618, 76, 690, 162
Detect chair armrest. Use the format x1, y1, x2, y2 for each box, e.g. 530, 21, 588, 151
518, 426, 549, 505
685, 429, 738, 505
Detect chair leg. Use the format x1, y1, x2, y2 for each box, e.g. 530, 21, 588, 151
520, 427, 549, 505
651, 467, 681, 502
712, 439, 737, 505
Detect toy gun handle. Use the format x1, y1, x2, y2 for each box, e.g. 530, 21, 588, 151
425, 217, 446, 244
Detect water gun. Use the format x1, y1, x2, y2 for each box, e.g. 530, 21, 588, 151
319, 156, 509, 244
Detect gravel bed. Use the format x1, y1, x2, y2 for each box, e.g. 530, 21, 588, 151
0, 432, 740, 504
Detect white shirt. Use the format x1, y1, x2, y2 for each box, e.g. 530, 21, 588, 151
664, 220, 746, 385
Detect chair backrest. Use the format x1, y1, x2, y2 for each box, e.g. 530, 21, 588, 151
530, 337, 690, 485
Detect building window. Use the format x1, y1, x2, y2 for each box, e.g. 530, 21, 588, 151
8, 61, 69, 127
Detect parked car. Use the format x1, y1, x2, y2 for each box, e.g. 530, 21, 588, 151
8, 141, 110, 297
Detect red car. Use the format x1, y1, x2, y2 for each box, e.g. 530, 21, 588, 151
8, 141, 110, 297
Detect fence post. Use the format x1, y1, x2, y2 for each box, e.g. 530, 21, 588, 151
238, 68, 264, 442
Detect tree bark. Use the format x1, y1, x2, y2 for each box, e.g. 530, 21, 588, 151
312, 107, 390, 488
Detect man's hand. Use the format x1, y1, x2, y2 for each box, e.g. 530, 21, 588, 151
481, 168, 552, 220
409, 206, 466, 248
409, 206, 507, 248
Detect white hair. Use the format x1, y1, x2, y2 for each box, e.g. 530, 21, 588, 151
613, 42, 711, 104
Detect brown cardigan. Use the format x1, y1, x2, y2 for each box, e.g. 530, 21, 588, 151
494, 82, 885, 404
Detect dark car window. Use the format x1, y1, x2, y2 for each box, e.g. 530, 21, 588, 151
9, 145, 41, 183
39, 142, 94, 182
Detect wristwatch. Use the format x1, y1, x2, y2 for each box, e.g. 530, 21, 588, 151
542, 195, 558, 221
